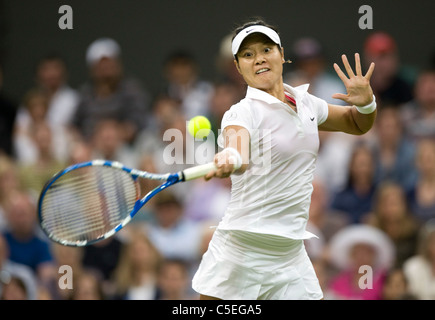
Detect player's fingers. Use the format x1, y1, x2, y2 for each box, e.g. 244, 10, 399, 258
333, 63, 349, 84
204, 170, 216, 181
213, 166, 231, 179
341, 54, 355, 78
355, 53, 362, 76
364, 62, 375, 80
331, 93, 349, 102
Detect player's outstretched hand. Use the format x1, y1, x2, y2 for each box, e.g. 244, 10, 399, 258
332, 53, 375, 107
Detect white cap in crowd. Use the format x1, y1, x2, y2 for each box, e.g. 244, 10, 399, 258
86, 37, 121, 66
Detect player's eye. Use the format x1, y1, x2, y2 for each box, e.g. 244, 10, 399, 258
264, 47, 271, 53
243, 51, 253, 58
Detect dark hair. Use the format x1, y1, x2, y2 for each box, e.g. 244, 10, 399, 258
38, 52, 66, 65
164, 50, 196, 67
231, 17, 280, 61
345, 141, 375, 188
35, 52, 67, 74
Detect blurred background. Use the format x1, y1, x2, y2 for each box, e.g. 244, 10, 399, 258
1, 0, 434, 99
1, 0, 435, 301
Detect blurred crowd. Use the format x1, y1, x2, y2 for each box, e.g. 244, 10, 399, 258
1, 30, 435, 300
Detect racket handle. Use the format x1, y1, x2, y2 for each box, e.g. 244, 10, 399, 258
182, 162, 216, 181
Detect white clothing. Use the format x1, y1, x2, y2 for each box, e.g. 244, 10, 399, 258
192, 229, 323, 300
15, 86, 79, 129
13, 85, 78, 164
315, 131, 356, 193
13, 120, 71, 165
403, 256, 435, 300
125, 280, 157, 300
217, 83, 328, 239
0, 260, 39, 300
193, 83, 327, 300
46, 85, 79, 127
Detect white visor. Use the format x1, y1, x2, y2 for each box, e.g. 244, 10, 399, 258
231, 25, 281, 56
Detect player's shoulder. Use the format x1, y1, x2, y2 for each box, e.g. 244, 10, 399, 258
230, 96, 251, 110
221, 97, 255, 130
224, 97, 252, 117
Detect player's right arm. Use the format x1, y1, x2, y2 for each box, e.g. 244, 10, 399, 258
205, 125, 250, 180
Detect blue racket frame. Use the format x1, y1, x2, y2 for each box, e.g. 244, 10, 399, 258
37, 160, 184, 246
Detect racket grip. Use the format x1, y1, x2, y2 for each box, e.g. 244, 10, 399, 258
182, 162, 216, 181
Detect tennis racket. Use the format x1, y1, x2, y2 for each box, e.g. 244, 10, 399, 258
37, 159, 229, 247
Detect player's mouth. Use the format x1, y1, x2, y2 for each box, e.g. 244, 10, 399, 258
256, 68, 270, 75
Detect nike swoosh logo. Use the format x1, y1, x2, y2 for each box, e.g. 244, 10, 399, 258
310, 117, 315, 121
246, 29, 253, 33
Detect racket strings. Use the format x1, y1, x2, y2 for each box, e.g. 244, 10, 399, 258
40, 166, 138, 243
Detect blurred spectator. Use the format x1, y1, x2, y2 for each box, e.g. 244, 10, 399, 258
90, 118, 139, 168
0, 275, 28, 300
315, 131, 357, 194
162, 50, 213, 119
49, 244, 84, 300
371, 106, 417, 190
136, 96, 214, 200
13, 89, 70, 165
406, 139, 435, 222
157, 258, 196, 300
0, 234, 38, 300
326, 225, 395, 300
330, 143, 377, 224
363, 31, 413, 106
37, 285, 53, 300
70, 269, 106, 300
13, 89, 48, 164
382, 267, 416, 300
401, 69, 435, 141
82, 236, 124, 294
135, 96, 187, 172
0, 64, 17, 157
112, 227, 161, 300
71, 38, 150, 144
67, 139, 93, 165
366, 181, 420, 267
129, 154, 161, 224
15, 54, 79, 133
0, 155, 21, 230
305, 180, 350, 261
208, 81, 242, 141
144, 191, 202, 267
284, 37, 346, 105
214, 33, 246, 97
1, 190, 56, 285
34, 53, 79, 128
18, 122, 66, 198
184, 177, 231, 224
144, 94, 183, 133
403, 220, 435, 299
135, 96, 188, 200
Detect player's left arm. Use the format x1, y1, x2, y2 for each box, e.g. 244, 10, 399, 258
318, 53, 376, 135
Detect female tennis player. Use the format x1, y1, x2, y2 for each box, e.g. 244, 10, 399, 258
192, 19, 376, 300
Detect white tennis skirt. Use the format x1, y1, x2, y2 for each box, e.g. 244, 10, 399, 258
192, 228, 323, 300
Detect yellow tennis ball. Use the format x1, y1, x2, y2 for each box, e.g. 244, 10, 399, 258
188, 116, 211, 139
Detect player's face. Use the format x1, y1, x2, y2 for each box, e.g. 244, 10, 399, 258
235, 33, 285, 93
